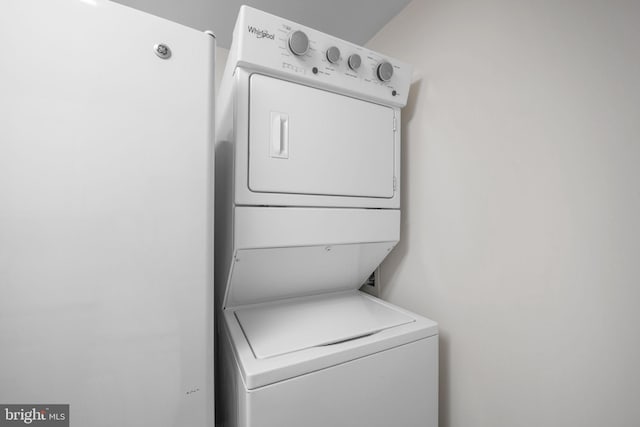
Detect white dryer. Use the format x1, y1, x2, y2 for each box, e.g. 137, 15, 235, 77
215, 7, 438, 427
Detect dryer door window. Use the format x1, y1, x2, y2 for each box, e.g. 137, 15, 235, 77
248, 74, 395, 198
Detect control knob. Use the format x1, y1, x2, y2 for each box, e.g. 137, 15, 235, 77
326, 46, 341, 64
348, 54, 361, 71
376, 61, 394, 82
288, 30, 309, 56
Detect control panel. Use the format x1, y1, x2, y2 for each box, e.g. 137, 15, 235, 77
230, 6, 412, 107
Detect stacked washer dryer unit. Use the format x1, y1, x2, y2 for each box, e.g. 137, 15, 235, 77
215, 6, 438, 427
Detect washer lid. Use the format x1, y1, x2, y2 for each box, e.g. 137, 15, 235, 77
234, 291, 414, 359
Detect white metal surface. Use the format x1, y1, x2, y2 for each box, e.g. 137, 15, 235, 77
0, 1, 214, 426
234, 206, 400, 249
226, 242, 395, 307
219, 292, 438, 427
225, 68, 402, 210
249, 74, 395, 198
224, 6, 412, 107
235, 292, 413, 358
223, 291, 437, 389
240, 338, 437, 427
221, 206, 399, 308
215, 5, 410, 210
216, 64, 402, 307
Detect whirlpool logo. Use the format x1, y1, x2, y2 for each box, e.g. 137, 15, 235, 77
247, 26, 275, 40
1, 405, 68, 426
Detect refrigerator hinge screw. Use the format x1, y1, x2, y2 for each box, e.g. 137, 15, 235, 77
154, 43, 171, 59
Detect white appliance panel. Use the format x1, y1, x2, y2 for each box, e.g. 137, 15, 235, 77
221, 291, 438, 389
0, 1, 214, 426
226, 242, 395, 307
218, 207, 400, 309
234, 206, 400, 249
249, 74, 395, 198
235, 292, 413, 359
221, 328, 438, 427
246, 338, 438, 427
228, 6, 413, 108
221, 68, 401, 209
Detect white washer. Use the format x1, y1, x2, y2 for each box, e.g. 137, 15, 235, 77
215, 7, 438, 427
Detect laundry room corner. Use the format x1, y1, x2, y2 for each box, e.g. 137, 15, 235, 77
5, 1, 640, 427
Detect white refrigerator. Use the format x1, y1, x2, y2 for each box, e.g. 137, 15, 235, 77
0, 1, 215, 426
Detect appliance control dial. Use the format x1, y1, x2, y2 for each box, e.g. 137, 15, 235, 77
348, 54, 361, 71
376, 61, 394, 81
288, 30, 309, 56
326, 46, 341, 64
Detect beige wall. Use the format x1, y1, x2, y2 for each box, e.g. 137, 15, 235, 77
112, 0, 216, 33
367, 1, 640, 426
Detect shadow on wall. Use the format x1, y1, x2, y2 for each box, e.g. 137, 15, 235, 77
378, 77, 452, 427
379, 77, 422, 296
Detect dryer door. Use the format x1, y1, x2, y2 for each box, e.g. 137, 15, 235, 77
248, 74, 395, 198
